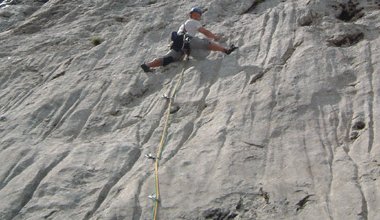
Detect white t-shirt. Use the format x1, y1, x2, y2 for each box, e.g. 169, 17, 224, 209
178, 19, 202, 37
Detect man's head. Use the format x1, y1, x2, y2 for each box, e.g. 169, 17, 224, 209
190, 7, 202, 20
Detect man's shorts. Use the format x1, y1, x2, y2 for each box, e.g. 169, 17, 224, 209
162, 49, 184, 61
189, 37, 211, 50
160, 49, 184, 66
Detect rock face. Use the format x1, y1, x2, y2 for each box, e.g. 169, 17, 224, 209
0, 0, 379, 219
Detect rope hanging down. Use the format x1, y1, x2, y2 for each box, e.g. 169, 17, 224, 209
150, 61, 188, 220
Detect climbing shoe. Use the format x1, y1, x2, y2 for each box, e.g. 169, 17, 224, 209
225, 44, 238, 55
140, 63, 152, 73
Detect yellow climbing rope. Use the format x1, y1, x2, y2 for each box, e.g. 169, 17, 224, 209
152, 61, 187, 220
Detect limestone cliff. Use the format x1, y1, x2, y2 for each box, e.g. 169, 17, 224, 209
0, 0, 379, 219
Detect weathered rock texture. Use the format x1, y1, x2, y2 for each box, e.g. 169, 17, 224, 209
0, 0, 380, 219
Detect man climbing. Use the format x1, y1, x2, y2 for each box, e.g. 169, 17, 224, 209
140, 7, 238, 72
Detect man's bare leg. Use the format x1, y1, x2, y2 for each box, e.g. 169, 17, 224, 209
208, 43, 227, 53
146, 58, 162, 68
208, 43, 238, 55
141, 58, 161, 72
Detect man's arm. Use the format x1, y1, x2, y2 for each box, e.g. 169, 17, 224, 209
198, 27, 221, 41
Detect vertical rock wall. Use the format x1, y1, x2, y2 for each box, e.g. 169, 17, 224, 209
0, 0, 379, 219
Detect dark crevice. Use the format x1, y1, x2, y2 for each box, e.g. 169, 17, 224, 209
352, 121, 366, 130
43, 210, 58, 219
51, 71, 66, 80
242, 141, 265, 148
333, 0, 364, 22
169, 105, 180, 114
203, 208, 238, 220
259, 187, 270, 204
242, 0, 265, 14
327, 32, 364, 47
250, 71, 265, 84
296, 195, 313, 212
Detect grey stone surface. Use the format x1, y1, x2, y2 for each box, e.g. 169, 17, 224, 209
0, 0, 379, 219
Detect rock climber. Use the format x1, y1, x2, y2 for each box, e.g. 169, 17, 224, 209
140, 7, 238, 72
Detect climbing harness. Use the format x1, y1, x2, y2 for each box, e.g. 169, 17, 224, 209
183, 34, 192, 57
148, 59, 188, 220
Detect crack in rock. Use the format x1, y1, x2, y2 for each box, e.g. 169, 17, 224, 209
296, 195, 313, 212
